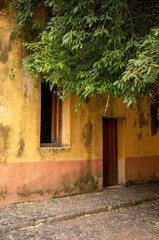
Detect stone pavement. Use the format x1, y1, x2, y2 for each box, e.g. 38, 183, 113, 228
1, 199, 159, 240
0, 182, 159, 239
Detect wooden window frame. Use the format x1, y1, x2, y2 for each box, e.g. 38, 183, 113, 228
40, 83, 63, 147
51, 92, 62, 145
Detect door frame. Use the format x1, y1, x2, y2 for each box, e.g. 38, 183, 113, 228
103, 117, 125, 186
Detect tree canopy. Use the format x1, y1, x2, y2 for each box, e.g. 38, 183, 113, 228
10, 0, 159, 106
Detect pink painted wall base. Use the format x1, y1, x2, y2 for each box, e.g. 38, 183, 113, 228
0, 159, 102, 205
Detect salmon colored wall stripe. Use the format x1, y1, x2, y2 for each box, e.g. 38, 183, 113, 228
125, 156, 159, 183
0, 159, 102, 205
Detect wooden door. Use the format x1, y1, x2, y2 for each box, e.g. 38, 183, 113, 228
103, 118, 118, 186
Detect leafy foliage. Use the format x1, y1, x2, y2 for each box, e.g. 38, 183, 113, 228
10, 0, 159, 104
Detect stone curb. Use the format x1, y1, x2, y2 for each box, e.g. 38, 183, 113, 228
0, 195, 159, 234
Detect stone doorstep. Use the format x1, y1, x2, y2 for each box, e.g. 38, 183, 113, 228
105, 185, 124, 189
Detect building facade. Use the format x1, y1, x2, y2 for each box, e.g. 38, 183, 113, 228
0, 2, 159, 205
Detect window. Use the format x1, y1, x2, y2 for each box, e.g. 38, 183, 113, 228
40, 82, 62, 146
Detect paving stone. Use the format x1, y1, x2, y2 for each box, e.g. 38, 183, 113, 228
0, 182, 159, 238
1, 200, 159, 239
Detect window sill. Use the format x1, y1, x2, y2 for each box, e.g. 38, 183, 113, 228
40, 143, 62, 148
40, 143, 70, 151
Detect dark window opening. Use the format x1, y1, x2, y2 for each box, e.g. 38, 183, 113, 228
40, 82, 62, 146
150, 94, 159, 136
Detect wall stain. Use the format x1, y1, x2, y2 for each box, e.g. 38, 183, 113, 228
138, 112, 148, 128
22, 73, 31, 103
136, 100, 149, 140
17, 138, 25, 158
0, 48, 8, 63
81, 119, 93, 159
24, 84, 29, 99
0, 124, 10, 163
137, 101, 149, 129
150, 95, 159, 136
8, 41, 12, 52
138, 131, 142, 141
8, 32, 18, 52
134, 119, 137, 128
54, 162, 101, 197
0, 187, 7, 200
17, 188, 52, 198
9, 31, 17, 42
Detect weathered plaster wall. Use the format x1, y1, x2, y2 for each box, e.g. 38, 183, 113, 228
0, 3, 159, 204
125, 99, 159, 184
0, 4, 103, 204
103, 96, 159, 184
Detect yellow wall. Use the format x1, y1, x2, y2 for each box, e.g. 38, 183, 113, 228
1, 4, 159, 165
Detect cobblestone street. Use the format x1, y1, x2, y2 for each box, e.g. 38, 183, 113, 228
0, 183, 159, 239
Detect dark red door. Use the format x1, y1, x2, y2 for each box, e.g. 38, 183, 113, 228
103, 118, 118, 186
